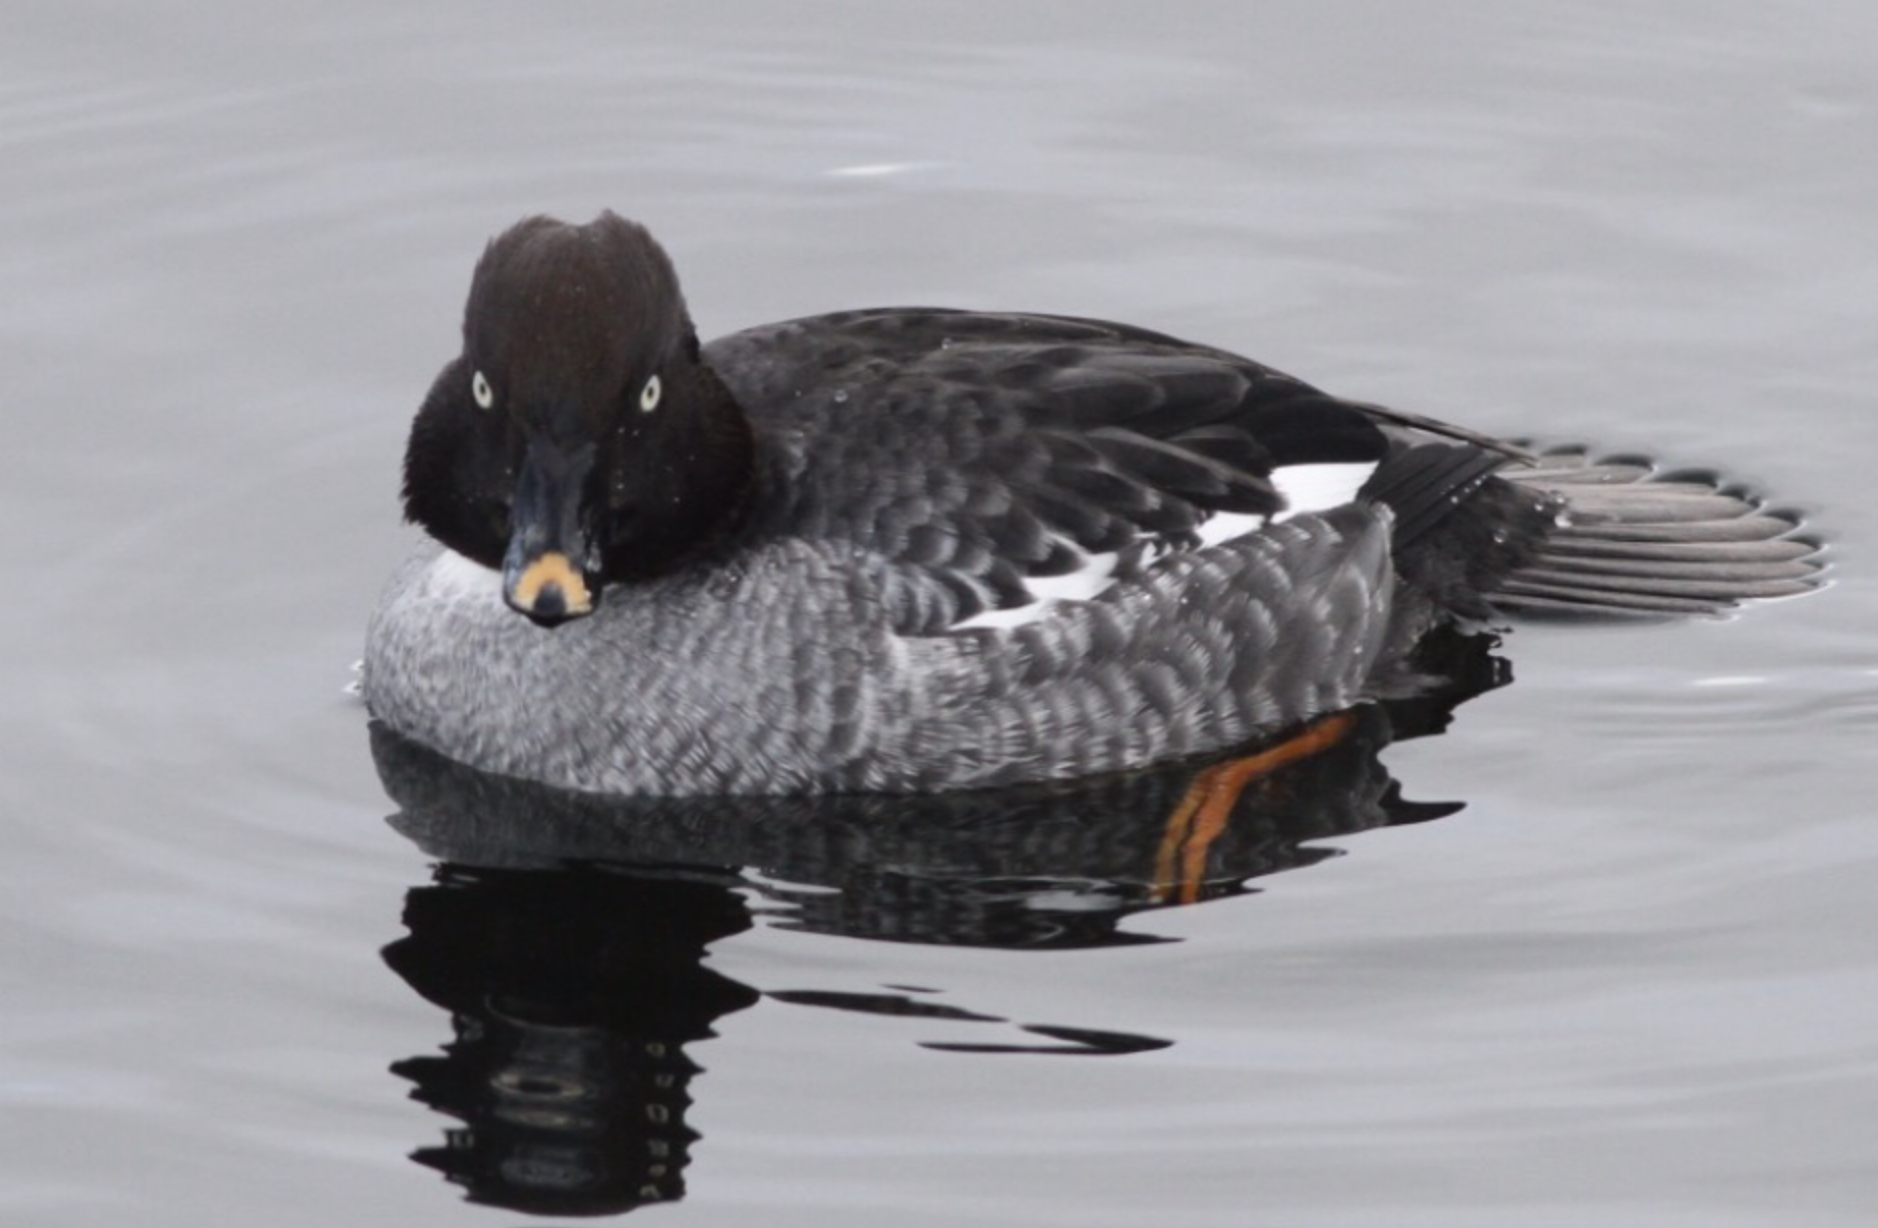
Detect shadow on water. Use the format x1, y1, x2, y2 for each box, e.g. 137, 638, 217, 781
374, 628, 1504, 1215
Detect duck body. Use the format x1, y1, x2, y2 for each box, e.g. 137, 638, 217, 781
364, 213, 1818, 796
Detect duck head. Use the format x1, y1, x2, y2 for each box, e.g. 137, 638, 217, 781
402, 212, 754, 626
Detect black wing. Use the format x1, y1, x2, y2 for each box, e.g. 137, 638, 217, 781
707, 308, 1490, 632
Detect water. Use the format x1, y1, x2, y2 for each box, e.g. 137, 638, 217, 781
5, 2, 1877, 1223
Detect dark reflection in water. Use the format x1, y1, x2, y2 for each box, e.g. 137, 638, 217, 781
384, 867, 757, 1214
375, 628, 1503, 1215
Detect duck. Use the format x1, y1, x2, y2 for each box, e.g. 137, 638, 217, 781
363, 211, 1821, 797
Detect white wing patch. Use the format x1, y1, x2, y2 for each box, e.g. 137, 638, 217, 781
954, 539, 1119, 630
948, 462, 1378, 633
954, 602, 1050, 630
1270, 461, 1378, 521
1193, 510, 1269, 549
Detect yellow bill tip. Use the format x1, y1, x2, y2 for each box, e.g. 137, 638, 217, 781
509, 551, 593, 617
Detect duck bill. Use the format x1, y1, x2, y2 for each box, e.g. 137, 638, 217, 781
502, 437, 599, 626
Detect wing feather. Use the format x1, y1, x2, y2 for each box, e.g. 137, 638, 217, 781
707, 308, 1498, 632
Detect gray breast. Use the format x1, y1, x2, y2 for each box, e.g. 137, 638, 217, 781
363, 539, 910, 794
363, 507, 1397, 796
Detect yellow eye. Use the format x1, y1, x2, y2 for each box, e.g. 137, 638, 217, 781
471, 370, 495, 410
639, 375, 661, 413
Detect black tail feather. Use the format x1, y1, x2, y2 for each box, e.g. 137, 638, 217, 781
1360, 443, 1508, 548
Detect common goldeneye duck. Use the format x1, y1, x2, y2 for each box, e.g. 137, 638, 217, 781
364, 211, 1821, 796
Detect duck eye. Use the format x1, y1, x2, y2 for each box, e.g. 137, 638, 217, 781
471, 370, 495, 410
639, 374, 662, 413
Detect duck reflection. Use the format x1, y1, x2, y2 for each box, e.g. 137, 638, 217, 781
384, 866, 755, 1214
376, 628, 1503, 1215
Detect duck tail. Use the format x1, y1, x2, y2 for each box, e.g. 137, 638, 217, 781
1487, 446, 1825, 617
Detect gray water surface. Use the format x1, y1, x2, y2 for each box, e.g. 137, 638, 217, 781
5, 2, 1877, 1224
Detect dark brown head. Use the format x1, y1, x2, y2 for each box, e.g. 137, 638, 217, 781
402, 212, 753, 625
